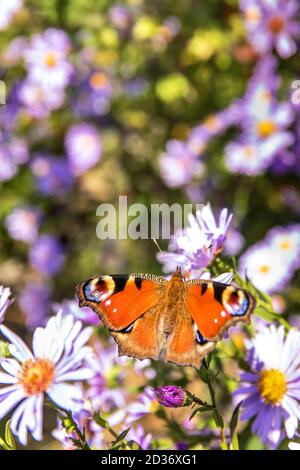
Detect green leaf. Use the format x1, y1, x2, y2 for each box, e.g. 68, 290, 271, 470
93, 412, 109, 429
5, 421, 16, 450
111, 427, 131, 449
0, 436, 11, 451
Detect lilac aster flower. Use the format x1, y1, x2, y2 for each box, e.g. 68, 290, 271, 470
18, 79, 65, 118
0, 138, 29, 182
157, 203, 232, 276
31, 154, 73, 196
241, 0, 300, 59
155, 386, 186, 407
0, 286, 12, 324
24, 28, 73, 89
159, 140, 201, 188
53, 298, 98, 325
5, 207, 42, 244
65, 123, 102, 176
236, 325, 300, 447
19, 283, 51, 331
73, 71, 113, 118
0, 0, 22, 30
126, 387, 158, 425
0, 311, 94, 445
29, 235, 65, 276
109, 5, 133, 31
127, 425, 152, 450
266, 225, 300, 268
87, 341, 127, 413
239, 242, 293, 294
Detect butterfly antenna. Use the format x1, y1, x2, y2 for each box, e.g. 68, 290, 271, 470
152, 238, 162, 253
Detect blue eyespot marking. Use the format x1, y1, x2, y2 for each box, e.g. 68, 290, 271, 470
230, 295, 249, 317
83, 281, 101, 303
196, 330, 208, 345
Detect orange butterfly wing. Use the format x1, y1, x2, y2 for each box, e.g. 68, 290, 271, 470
76, 274, 166, 331
186, 280, 256, 342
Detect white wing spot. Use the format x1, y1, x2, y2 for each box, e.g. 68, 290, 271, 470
105, 299, 111, 306
221, 311, 226, 318
214, 318, 218, 324
113, 308, 117, 313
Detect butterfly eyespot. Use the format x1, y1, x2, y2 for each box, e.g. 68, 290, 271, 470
223, 288, 249, 317
196, 330, 208, 345
83, 277, 114, 303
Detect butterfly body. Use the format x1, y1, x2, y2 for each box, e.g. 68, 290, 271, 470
76, 268, 255, 368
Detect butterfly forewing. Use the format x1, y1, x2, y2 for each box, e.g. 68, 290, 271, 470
76, 274, 166, 331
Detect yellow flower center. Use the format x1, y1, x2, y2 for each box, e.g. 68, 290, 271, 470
203, 115, 221, 133
267, 15, 285, 34
256, 120, 277, 138
19, 358, 55, 396
44, 51, 58, 68
149, 400, 160, 413
257, 369, 287, 405
89, 72, 109, 90
245, 7, 261, 22
279, 239, 291, 250
259, 264, 270, 274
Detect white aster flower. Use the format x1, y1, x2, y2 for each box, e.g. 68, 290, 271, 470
0, 286, 12, 323
0, 312, 94, 445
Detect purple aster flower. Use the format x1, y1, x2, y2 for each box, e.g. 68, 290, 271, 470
65, 123, 102, 176
235, 325, 300, 447
31, 154, 73, 196
29, 235, 65, 277
73, 71, 113, 118
266, 224, 300, 268
0, 137, 29, 182
126, 387, 158, 425
53, 298, 98, 325
23, 28, 73, 89
18, 79, 65, 118
0, 286, 12, 324
87, 341, 127, 413
5, 206, 42, 244
157, 203, 232, 276
241, 0, 300, 59
224, 228, 245, 256
109, 5, 133, 31
19, 282, 51, 331
3, 36, 28, 65
239, 241, 294, 294
0, 311, 94, 445
154, 386, 186, 408
159, 139, 201, 188
127, 425, 152, 450
0, 0, 22, 30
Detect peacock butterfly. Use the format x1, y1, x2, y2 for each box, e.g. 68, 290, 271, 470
76, 268, 255, 368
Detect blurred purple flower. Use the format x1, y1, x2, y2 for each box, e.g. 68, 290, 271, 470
0, 311, 94, 445
65, 123, 102, 176
5, 206, 42, 244
0, 286, 12, 323
29, 235, 65, 276
18, 79, 65, 118
157, 203, 232, 275
159, 140, 201, 188
109, 5, 133, 31
127, 425, 152, 450
3, 36, 28, 65
155, 386, 186, 408
235, 325, 300, 447
241, 0, 300, 59
24, 28, 73, 88
126, 387, 158, 425
0, 137, 29, 182
31, 154, 73, 196
19, 282, 51, 330
87, 341, 127, 413
73, 71, 113, 118
53, 298, 98, 325
224, 228, 245, 256
0, 0, 22, 30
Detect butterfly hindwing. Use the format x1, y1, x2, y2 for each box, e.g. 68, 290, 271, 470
186, 280, 256, 342
76, 274, 166, 331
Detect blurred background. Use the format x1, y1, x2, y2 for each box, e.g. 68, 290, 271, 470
0, 0, 300, 450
